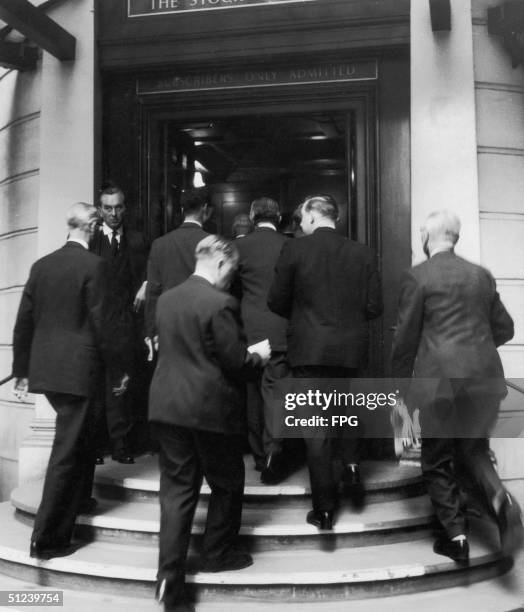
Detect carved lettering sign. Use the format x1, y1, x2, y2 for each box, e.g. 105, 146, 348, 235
138, 61, 378, 94
128, 0, 315, 17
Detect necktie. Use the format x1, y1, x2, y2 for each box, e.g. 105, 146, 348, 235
110, 230, 119, 256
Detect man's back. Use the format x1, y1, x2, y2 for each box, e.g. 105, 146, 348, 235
13, 242, 106, 397
392, 251, 513, 384
268, 227, 382, 368
149, 275, 248, 434
146, 222, 208, 336
236, 227, 288, 349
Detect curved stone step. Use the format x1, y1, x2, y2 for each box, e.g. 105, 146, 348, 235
11, 482, 435, 549
94, 455, 424, 504
0, 504, 510, 602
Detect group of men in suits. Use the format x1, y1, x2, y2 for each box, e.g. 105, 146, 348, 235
11, 185, 522, 609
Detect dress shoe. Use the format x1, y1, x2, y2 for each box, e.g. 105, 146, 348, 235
200, 551, 253, 573
343, 463, 365, 509
95, 456, 104, 465
306, 510, 334, 531
433, 537, 469, 564
497, 491, 524, 555
260, 452, 286, 485
111, 450, 134, 464
78, 497, 98, 514
29, 541, 77, 560
156, 579, 195, 612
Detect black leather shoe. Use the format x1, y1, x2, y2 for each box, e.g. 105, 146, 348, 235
260, 452, 285, 485
95, 456, 104, 465
497, 492, 524, 555
306, 510, 334, 531
343, 463, 365, 509
433, 537, 469, 564
200, 551, 253, 573
111, 450, 134, 464
29, 541, 77, 560
156, 579, 195, 612
78, 497, 98, 514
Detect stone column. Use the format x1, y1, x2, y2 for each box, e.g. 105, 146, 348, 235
410, 0, 480, 264
19, 0, 96, 484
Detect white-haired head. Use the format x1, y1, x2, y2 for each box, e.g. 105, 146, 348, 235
420, 210, 461, 258
66, 202, 98, 230
194, 235, 239, 290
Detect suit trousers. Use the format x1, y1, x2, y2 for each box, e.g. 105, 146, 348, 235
247, 351, 289, 464
292, 366, 359, 513
32, 393, 95, 548
151, 423, 245, 606
420, 392, 503, 539
94, 365, 133, 453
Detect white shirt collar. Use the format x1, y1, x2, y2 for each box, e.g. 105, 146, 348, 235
430, 245, 454, 257
257, 222, 277, 230
67, 238, 89, 250
102, 223, 123, 239
184, 218, 202, 228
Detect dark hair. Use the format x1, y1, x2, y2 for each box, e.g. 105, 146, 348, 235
181, 187, 209, 216
99, 181, 124, 202
303, 194, 338, 222
250, 197, 280, 226
231, 214, 253, 238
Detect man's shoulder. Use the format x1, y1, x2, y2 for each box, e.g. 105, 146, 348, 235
238, 229, 287, 253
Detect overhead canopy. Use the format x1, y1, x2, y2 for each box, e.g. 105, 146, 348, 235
0, 0, 75, 71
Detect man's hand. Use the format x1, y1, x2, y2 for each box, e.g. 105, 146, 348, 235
112, 373, 130, 397
144, 336, 159, 361
248, 339, 271, 367
133, 281, 147, 312
13, 378, 29, 402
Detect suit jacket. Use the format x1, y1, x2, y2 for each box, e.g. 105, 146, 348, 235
268, 227, 382, 368
234, 227, 288, 350
145, 222, 209, 337
148, 275, 258, 435
12, 242, 112, 398
89, 225, 149, 296
390, 251, 514, 399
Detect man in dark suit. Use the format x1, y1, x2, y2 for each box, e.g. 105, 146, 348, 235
145, 188, 209, 344
149, 235, 270, 612
390, 209, 522, 563
12, 202, 127, 560
268, 194, 382, 529
234, 197, 289, 482
90, 183, 149, 464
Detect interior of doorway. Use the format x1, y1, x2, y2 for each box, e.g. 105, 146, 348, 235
152, 110, 360, 241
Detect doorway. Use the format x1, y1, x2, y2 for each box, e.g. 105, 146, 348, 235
150, 110, 364, 242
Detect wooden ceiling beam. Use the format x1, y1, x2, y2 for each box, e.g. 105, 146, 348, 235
0, 40, 38, 70
0, 0, 75, 61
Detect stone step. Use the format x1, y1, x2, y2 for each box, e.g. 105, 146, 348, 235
0, 503, 510, 602
94, 455, 424, 504
11, 482, 435, 549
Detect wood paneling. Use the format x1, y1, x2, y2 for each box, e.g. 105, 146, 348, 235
0, 172, 38, 235
478, 152, 524, 215
476, 87, 524, 151
0, 114, 39, 184
0, 231, 37, 289
97, 0, 409, 70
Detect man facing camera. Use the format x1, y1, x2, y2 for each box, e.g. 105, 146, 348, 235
149, 236, 270, 612
390, 210, 521, 563
12, 202, 128, 560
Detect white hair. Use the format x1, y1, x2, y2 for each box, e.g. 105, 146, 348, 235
195, 235, 238, 263
66, 202, 97, 230
421, 210, 461, 245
